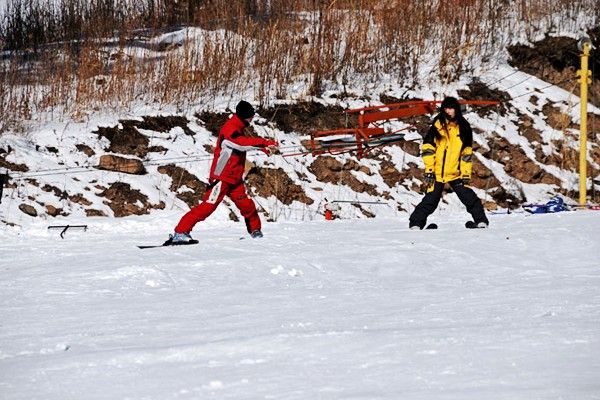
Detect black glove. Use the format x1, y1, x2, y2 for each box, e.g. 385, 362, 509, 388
462, 176, 471, 186
424, 172, 435, 185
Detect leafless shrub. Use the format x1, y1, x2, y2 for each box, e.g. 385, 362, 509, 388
0, 0, 597, 129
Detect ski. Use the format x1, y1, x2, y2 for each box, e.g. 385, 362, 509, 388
137, 239, 199, 249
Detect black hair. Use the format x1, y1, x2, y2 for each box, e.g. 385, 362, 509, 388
424, 97, 472, 149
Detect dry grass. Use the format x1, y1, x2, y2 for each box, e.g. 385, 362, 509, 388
0, 0, 597, 130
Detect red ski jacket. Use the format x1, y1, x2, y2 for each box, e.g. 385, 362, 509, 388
209, 114, 275, 184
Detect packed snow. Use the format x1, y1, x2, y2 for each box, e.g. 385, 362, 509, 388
1, 3, 599, 399
1, 210, 599, 399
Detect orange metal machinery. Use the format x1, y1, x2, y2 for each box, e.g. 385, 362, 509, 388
310, 100, 500, 158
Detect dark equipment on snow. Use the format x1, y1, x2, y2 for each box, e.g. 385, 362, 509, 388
48, 224, 88, 239
138, 239, 199, 249
0, 173, 8, 204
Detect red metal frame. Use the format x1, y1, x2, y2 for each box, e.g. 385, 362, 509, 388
310, 100, 500, 158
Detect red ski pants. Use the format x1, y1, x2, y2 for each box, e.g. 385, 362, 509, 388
175, 180, 261, 234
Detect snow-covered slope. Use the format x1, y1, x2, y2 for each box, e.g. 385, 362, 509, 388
1, 211, 599, 399
1, 18, 599, 227
1, 8, 599, 400
1, 60, 599, 229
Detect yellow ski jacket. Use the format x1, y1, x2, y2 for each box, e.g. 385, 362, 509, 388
421, 117, 473, 183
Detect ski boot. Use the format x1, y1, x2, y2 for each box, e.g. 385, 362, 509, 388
163, 232, 196, 245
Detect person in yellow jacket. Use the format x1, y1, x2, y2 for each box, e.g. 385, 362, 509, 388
409, 97, 489, 229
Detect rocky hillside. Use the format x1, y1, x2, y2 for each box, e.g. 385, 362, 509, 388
1, 32, 599, 227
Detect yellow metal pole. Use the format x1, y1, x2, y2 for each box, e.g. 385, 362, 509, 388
577, 40, 592, 206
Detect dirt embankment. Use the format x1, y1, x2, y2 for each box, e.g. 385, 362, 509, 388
508, 28, 600, 107
259, 102, 356, 136
94, 116, 194, 157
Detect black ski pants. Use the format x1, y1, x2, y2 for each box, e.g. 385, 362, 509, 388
409, 179, 488, 229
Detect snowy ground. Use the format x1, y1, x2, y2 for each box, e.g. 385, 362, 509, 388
1, 210, 599, 399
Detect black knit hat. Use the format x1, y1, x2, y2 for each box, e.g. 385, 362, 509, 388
440, 96, 460, 110
236, 100, 255, 119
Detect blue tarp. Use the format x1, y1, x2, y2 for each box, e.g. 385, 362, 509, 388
523, 196, 570, 214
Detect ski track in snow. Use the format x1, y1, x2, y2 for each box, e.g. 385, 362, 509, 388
1, 212, 600, 399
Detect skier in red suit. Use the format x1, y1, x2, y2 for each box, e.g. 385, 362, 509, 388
166, 101, 277, 244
